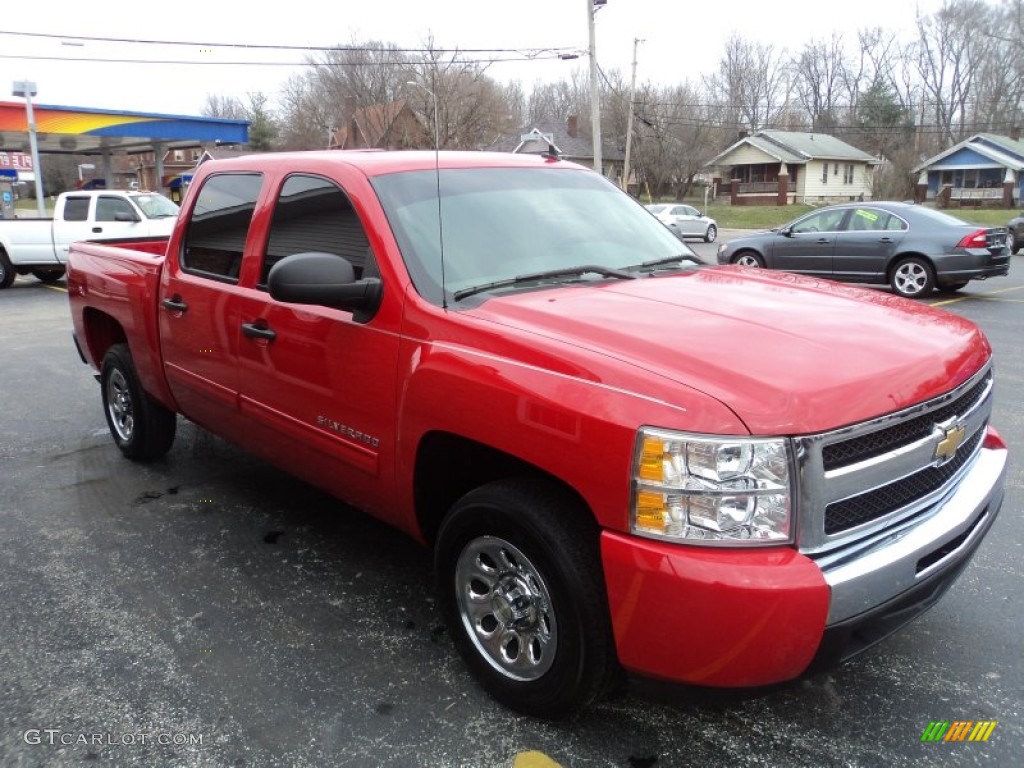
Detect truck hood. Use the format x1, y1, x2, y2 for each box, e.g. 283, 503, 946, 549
465, 266, 990, 435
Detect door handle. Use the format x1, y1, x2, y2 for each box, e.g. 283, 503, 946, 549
816, 238, 830, 243
879, 237, 894, 243
241, 322, 276, 342
92, 226, 103, 233
161, 295, 188, 312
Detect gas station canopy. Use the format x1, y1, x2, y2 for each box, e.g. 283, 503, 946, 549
0, 101, 248, 154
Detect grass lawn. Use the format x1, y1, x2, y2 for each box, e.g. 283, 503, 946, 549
12, 198, 55, 217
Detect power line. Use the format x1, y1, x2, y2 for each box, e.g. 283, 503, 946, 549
0, 52, 570, 67
0, 29, 578, 57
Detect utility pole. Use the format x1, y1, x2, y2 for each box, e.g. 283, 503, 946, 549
621, 37, 642, 192
588, 0, 605, 175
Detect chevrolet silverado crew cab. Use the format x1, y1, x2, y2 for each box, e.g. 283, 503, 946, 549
0, 189, 178, 288
66, 151, 1007, 717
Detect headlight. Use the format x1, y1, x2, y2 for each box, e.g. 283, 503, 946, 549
631, 428, 793, 546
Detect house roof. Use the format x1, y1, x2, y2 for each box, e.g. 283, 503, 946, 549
708, 130, 878, 167
330, 99, 426, 150
912, 133, 1024, 173
484, 118, 624, 162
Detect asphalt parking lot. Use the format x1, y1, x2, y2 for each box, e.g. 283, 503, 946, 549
1, 257, 1021, 768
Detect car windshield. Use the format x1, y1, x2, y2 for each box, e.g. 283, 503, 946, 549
372, 167, 699, 305
131, 193, 180, 219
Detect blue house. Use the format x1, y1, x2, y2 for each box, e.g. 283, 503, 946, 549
913, 133, 1024, 208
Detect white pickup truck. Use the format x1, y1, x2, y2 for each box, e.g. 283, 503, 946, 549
0, 190, 179, 288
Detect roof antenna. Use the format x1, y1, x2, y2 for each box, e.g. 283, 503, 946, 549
409, 80, 447, 309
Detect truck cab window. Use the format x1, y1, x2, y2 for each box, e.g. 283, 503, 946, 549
96, 196, 137, 222
182, 173, 262, 282
261, 174, 373, 289
63, 197, 90, 222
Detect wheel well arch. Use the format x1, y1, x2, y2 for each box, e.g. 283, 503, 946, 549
81, 307, 128, 368
886, 252, 934, 281
731, 248, 765, 264
413, 431, 593, 546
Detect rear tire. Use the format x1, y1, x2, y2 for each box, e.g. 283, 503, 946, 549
890, 256, 935, 299
434, 479, 618, 718
0, 249, 15, 289
704, 224, 718, 243
101, 343, 177, 461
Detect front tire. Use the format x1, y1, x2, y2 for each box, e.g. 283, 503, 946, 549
0, 249, 15, 289
704, 224, 718, 243
890, 256, 935, 298
101, 343, 177, 460
732, 251, 765, 268
434, 479, 617, 718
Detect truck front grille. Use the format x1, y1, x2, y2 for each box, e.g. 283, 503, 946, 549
795, 364, 993, 555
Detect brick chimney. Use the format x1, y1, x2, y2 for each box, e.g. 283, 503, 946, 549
567, 115, 579, 139
1010, 126, 1021, 142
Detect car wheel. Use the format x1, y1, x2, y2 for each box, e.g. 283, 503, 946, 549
434, 479, 618, 718
1011, 233, 1020, 254
732, 251, 765, 268
704, 224, 718, 243
31, 267, 66, 284
890, 257, 935, 299
101, 343, 177, 461
0, 249, 15, 289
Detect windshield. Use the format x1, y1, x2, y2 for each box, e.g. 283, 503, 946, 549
372, 167, 698, 305
131, 193, 180, 219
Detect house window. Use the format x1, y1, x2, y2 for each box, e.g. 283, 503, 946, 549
834, 163, 839, 176
821, 164, 828, 184
191, 149, 202, 161
843, 164, 855, 184
173, 150, 184, 162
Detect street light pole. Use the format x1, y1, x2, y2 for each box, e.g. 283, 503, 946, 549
12, 80, 46, 217
587, 0, 604, 175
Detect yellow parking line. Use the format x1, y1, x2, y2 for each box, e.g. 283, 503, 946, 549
928, 284, 1024, 308
44, 284, 68, 294
513, 751, 563, 768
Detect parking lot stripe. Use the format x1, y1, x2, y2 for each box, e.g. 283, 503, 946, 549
928, 284, 1024, 308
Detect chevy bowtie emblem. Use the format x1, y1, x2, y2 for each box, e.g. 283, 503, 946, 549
934, 422, 967, 464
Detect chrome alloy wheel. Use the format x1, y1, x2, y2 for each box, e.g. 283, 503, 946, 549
454, 535, 557, 681
735, 253, 762, 267
105, 368, 135, 442
893, 261, 928, 296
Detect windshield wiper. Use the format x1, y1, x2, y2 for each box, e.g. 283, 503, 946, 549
453, 264, 636, 301
622, 253, 705, 272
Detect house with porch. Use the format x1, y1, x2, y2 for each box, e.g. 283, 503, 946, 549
329, 99, 430, 150
912, 133, 1024, 208
706, 130, 878, 205
484, 115, 625, 182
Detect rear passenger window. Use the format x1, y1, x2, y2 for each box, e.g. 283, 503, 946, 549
182, 173, 262, 282
63, 197, 90, 222
261, 174, 374, 288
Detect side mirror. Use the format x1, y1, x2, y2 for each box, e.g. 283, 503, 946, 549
115, 210, 141, 222
268, 251, 383, 323
779, 227, 793, 237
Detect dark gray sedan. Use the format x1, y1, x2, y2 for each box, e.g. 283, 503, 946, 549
717, 202, 1011, 298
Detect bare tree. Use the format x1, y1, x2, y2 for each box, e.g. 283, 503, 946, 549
703, 35, 788, 131
201, 94, 247, 120
915, 0, 997, 144
792, 35, 848, 130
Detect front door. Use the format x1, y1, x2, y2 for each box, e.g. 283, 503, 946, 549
770, 207, 850, 277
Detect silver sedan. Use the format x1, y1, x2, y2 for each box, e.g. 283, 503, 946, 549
646, 203, 718, 243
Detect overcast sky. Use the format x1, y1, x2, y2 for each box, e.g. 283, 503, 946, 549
1, 0, 947, 117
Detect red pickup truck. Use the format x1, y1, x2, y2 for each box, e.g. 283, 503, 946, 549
67, 150, 1007, 717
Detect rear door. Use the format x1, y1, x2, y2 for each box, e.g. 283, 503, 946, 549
158, 172, 263, 432
832, 207, 907, 282
234, 172, 402, 520
770, 207, 849, 277
49, 195, 95, 264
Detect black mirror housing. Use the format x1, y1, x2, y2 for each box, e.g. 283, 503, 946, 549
268, 252, 383, 323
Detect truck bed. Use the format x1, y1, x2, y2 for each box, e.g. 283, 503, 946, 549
67, 237, 176, 410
